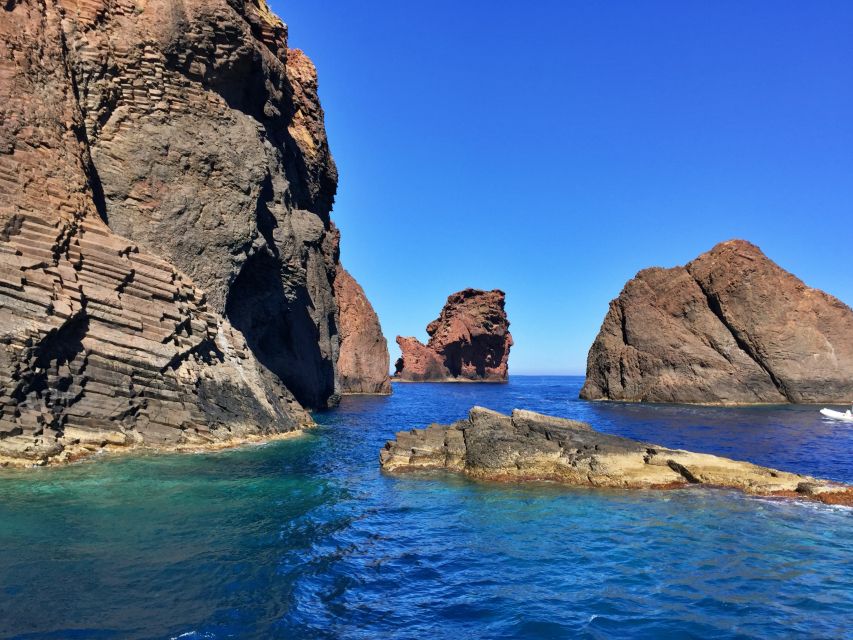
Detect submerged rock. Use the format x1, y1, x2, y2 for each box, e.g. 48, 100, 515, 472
334, 268, 391, 394
394, 289, 513, 382
379, 407, 853, 505
0, 0, 373, 466
581, 240, 853, 404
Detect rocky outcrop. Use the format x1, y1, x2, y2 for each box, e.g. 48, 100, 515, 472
0, 0, 356, 466
394, 289, 513, 382
51, 0, 341, 410
581, 240, 853, 404
380, 407, 853, 505
334, 268, 390, 394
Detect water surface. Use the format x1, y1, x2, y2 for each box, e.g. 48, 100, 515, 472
1, 376, 851, 639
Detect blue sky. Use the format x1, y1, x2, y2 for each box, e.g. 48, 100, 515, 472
273, 0, 853, 375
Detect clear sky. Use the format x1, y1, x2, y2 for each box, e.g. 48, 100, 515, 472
272, 0, 853, 375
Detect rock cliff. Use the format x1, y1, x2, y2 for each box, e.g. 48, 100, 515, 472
394, 289, 513, 382
0, 0, 382, 466
380, 407, 853, 505
581, 240, 853, 404
334, 268, 390, 394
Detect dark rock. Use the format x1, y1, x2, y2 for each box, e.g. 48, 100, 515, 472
379, 407, 853, 505
0, 0, 360, 466
581, 240, 853, 404
59, 0, 341, 409
394, 289, 513, 382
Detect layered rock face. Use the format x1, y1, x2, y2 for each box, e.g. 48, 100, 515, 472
394, 289, 513, 382
380, 407, 853, 505
0, 0, 366, 465
44, 0, 342, 410
581, 240, 853, 404
334, 268, 390, 394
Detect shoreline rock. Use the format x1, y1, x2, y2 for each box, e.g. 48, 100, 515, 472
0, 428, 308, 470
379, 407, 853, 506
394, 289, 513, 382
581, 240, 853, 404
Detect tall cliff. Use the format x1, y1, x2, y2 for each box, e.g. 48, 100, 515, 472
0, 0, 385, 466
395, 289, 513, 382
334, 268, 391, 394
581, 240, 853, 404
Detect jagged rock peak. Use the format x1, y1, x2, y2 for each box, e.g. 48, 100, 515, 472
394, 288, 513, 382
581, 239, 853, 404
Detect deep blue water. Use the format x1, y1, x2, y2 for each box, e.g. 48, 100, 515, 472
1, 376, 852, 639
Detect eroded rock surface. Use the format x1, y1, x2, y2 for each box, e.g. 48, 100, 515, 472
52, 0, 341, 409
581, 240, 853, 404
334, 268, 390, 394
395, 289, 513, 382
380, 408, 853, 505
0, 0, 353, 465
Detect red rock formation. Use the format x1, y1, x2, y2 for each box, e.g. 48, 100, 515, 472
334, 268, 390, 394
395, 289, 513, 382
581, 240, 853, 404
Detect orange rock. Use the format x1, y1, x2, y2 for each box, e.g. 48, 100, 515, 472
582, 240, 853, 404
334, 268, 391, 395
395, 289, 513, 382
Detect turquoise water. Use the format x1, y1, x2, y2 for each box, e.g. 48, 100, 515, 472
1, 376, 851, 639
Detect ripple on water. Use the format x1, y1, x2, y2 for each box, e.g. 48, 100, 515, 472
0, 377, 851, 639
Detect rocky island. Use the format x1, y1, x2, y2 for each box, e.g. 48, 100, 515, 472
380, 406, 853, 505
394, 288, 513, 382
581, 240, 853, 404
0, 0, 388, 467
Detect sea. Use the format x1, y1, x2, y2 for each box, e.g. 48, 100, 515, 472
1, 376, 851, 639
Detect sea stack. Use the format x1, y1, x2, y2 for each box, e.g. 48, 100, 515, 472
334, 268, 391, 394
581, 240, 853, 404
379, 407, 853, 505
394, 289, 513, 382
0, 0, 381, 466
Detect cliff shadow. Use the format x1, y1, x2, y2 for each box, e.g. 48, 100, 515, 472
443, 336, 507, 378
225, 249, 335, 409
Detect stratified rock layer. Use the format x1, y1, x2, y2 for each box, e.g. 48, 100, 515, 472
53, 0, 341, 409
0, 0, 350, 465
581, 240, 853, 404
380, 407, 853, 505
334, 268, 390, 394
395, 289, 513, 382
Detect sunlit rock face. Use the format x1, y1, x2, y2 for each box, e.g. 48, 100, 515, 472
581, 240, 853, 404
395, 289, 513, 382
334, 267, 391, 395
0, 0, 368, 465
379, 407, 853, 506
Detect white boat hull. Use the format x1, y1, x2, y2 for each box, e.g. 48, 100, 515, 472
820, 408, 853, 422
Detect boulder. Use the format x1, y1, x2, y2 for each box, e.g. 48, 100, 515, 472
581, 240, 853, 404
379, 407, 853, 505
395, 289, 513, 381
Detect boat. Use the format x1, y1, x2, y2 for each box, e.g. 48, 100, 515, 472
820, 408, 853, 422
